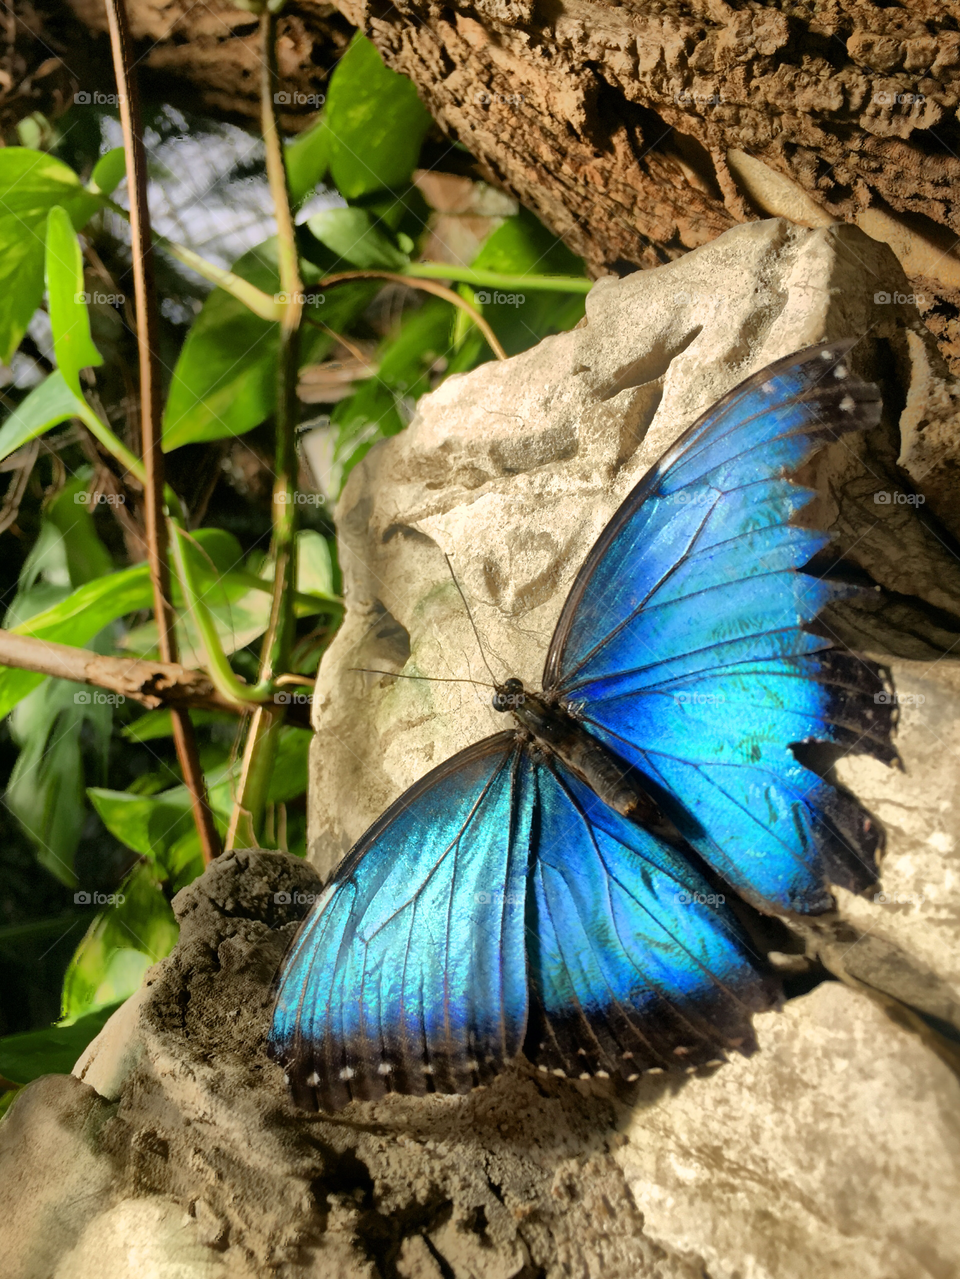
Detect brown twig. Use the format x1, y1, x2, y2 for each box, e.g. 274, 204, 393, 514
0, 630, 238, 712
0, 630, 315, 728
103, 0, 220, 862
0, 439, 39, 534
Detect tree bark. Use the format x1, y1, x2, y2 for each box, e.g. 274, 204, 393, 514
40, 0, 960, 374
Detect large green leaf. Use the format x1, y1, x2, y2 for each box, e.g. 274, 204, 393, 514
325, 34, 432, 199
0, 564, 152, 719
162, 240, 359, 450
45, 205, 103, 393
296, 530, 335, 598
464, 209, 588, 358
2, 475, 117, 884
6, 675, 113, 887
60, 862, 180, 1023
0, 148, 99, 362
0, 372, 83, 466
0, 1000, 123, 1087
285, 116, 330, 208
0, 528, 251, 718
305, 207, 409, 270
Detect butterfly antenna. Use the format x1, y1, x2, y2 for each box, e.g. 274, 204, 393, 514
443, 553, 500, 685
350, 667, 495, 690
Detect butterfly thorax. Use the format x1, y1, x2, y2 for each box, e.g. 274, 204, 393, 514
493, 678, 676, 839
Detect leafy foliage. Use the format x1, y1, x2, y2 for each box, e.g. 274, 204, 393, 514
0, 30, 590, 1095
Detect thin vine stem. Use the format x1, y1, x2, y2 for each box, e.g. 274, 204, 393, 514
226, 10, 304, 852
102, 0, 221, 863
316, 271, 508, 360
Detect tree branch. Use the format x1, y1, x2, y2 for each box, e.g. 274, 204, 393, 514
0, 630, 237, 713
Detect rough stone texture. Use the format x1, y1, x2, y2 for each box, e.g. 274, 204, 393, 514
3, 219, 960, 1277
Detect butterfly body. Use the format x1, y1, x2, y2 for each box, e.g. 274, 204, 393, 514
494, 679, 680, 838
270, 340, 896, 1112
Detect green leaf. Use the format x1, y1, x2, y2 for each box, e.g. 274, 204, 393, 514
162, 239, 373, 451
44, 472, 115, 585
325, 34, 432, 200
121, 708, 235, 744
297, 530, 334, 598
329, 377, 404, 494
305, 207, 409, 271
466, 209, 587, 358
0, 1001, 123, 1087
88, 147, 126, 197
268, 726, 311, 803
7, 676, 113, 886
60, 863, 179, 1023
88, 787, 198, 878
0, 148, 96, 362
45, 205, 103, 393
375, 297, 452, 392
286, 117, 330, 208
0, 371, 83, 466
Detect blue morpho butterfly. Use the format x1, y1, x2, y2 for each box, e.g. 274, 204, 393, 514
270, 339, 896, 1111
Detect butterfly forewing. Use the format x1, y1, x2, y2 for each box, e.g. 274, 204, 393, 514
544, 340, 892, 914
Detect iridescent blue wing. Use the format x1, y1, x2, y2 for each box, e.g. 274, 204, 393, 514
268, 733, 530, 1111
269, 736, 774, 1109
544, 340, 895, 915
523, 755, 774, 1080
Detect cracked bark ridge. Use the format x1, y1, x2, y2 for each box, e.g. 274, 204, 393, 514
337, 0, 960, 371
61, 0, 354, 128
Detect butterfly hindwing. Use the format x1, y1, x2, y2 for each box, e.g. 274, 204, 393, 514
269, 733, 531, 1110
524, 756, 775, 1079
545, 340, 893, 914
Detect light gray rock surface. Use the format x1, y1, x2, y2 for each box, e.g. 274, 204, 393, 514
2, 218, 959, 1278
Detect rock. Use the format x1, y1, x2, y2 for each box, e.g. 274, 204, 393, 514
0, 1074, 122, 1279
617, 982, 960, 1279
2, 217, 959, 1277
